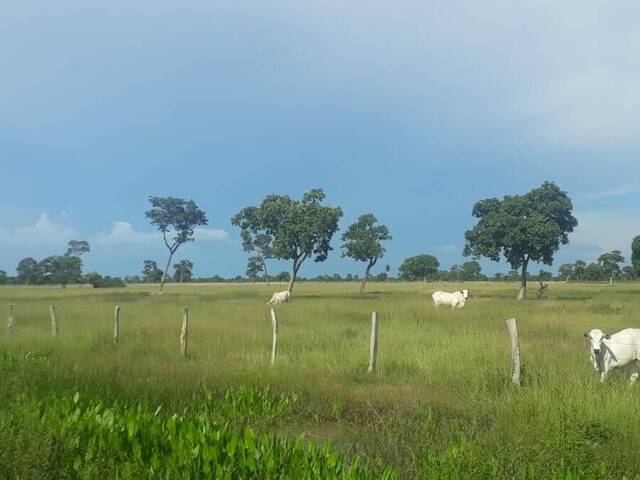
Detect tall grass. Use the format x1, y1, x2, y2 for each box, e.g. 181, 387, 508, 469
2, 281, 640, 478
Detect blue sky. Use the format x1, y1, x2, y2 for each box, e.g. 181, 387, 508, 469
2, 1, 640, 278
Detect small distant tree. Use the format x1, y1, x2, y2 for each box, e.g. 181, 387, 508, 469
622, 265, 636, 281
464, 181, 577, 300
538, 270, 553, 281
66, 240, 91, 257
231, 209, 274, 286
173, 259, 194, 284
461, 261, 482, 281
341, 213, 392, 296
598, 250, 625, 280
275, 271, 291, 283
16, 257, 41, 285
231, 189, 342, 293
0, 270, 7, 285
146, 196, 208, 293
558, 263, 574, 281
398, 254, 440, 282
573, 260, 587, 280
142, 260, 163, 283
376, 272, 388, 282
633, 235, 640, 276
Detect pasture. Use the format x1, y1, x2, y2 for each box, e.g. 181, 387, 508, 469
2, 281, 640, 479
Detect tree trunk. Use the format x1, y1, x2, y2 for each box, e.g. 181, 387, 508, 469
288, 254, 307, 293
263, 261, 270, 287
360, 260, 375, 297
517, 259, 528, 300
160, 250, 176, 293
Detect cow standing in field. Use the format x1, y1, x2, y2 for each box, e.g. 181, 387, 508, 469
432, 289, 469, 310
267, 290, 290, 305
584, 328, 640, 383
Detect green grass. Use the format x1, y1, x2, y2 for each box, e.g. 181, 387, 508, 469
2, 281, 640, 478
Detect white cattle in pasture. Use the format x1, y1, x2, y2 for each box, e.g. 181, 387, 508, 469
267, 290, 290, 305
432, 289, 469, 310
584, 328, 640, 383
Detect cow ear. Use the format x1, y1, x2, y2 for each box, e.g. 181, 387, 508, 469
583, 332, 590, 338
604, 333, 611, 339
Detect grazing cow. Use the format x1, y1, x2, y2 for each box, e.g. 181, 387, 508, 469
584, 328, 640, 383
432, 289, 469, 310
267, 290, 290, 305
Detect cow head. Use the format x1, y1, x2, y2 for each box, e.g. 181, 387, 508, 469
462, 289, 469, 299
583, 329, 610, 356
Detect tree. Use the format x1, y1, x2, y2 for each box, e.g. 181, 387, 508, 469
633, 235, 640, 275
39, 255, 82, 287
66, 240, 90, 257
341, 213, 392, 296
573, 260, 587, 281
231, 209, 274, 286
231, 189, 342, 293
16, 257, 41, 285
398, 254, 440, 281
538, 270, 553, 281
558, 263, 574, 281
142, 260, 163, 283
464, 181, 577, 300
583, 262, 603, 281
0, 270, 7, 285
461, 261, 482, 281
173, 259, 194, 283
146, 196, 208, 293
598, 250, 625, 280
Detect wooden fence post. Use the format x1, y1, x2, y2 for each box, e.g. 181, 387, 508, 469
506, 318, 521, 385
180, 306, 189, 357
113, 305, 121, 345
7, 304, 15, 334
50, 305, 58, 337
368, 311, 379, 374
270, 308, 278, 366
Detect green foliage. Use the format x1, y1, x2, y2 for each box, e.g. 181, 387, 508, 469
633, 235, 640, 275
1, 393, 392, 479
398, 255, 439, 281
173, 259, 194, 283
39, 255, 83, 287
341, 213, 391, 294
142, 260, 163, 283
232, 189, 343, 290
464, 181, 577, 296
16, 257, 42, 285
146, 196, 208, 290
85, 272, 127, 288
598, 250, 625, 279
66, 240, 91, 257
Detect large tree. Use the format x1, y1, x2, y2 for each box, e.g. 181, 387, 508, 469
341, 213, 391, 296
632, 235, 640, 275
66, 240, 91, 257
464, 181, 577, 300
231, 189, 342, 293
142, 260, 164, 283
398, 254, 440, 281
173, 259, 194, 284
597, 250, 625, 281
39, 255, 82, 287
145, 196, 208, 293
16, 257, 41, 285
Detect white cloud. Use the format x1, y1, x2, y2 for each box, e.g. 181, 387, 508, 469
194, 227, 229, 241
0, 214, 77, 247
96, 221, 229, 245
583, 185, 640, 201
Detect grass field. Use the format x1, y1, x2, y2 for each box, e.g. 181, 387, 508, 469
2, 281, 640, 479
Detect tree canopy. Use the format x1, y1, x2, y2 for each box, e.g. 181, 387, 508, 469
464, 181, 577, 299
66, 240, 91, 257
398, 254, 440, 281
341, 213, 391, 296
173, 259, 194, 283
231, 188, 343, 292
632, 235, 640, 275
146, 196, 207, 292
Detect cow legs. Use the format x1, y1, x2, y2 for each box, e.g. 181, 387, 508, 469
600, 371, 607, 383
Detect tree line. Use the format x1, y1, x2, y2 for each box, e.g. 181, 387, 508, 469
3, 182, 640, 299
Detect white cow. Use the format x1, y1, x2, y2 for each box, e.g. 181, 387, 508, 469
267, 290, 290, 305
584, 328, 640, 383
432, 289, 469, 310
